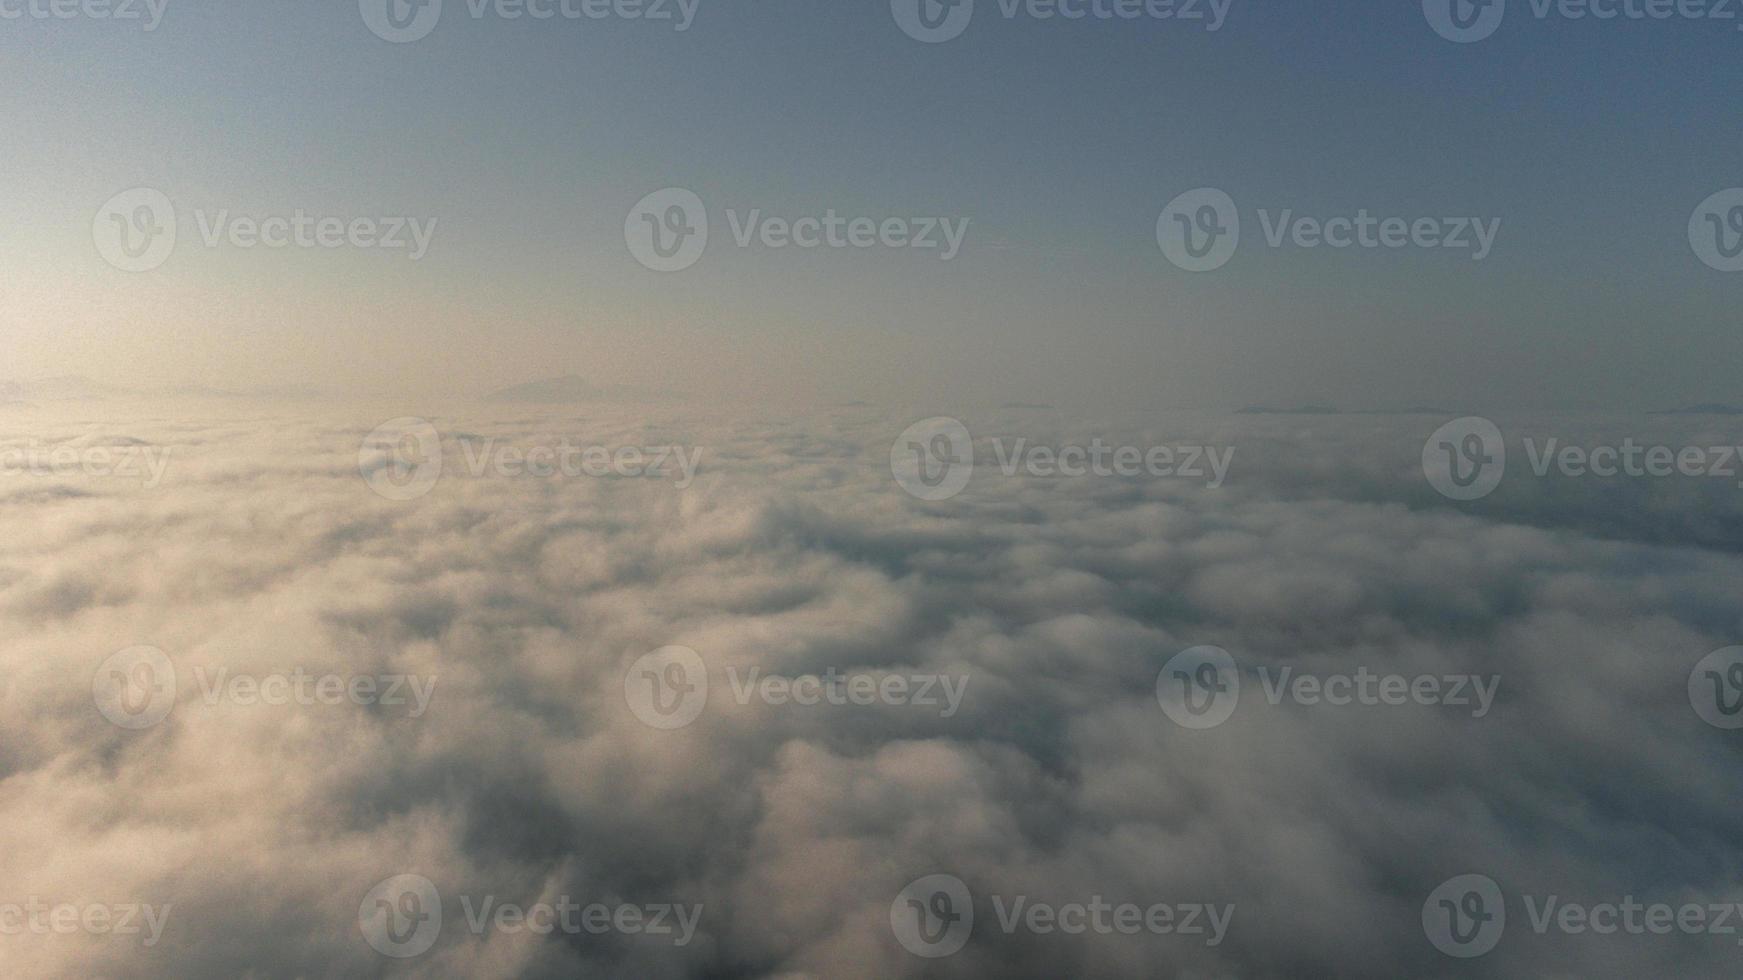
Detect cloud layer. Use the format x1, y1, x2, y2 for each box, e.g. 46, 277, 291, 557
1, 403, 1740, 978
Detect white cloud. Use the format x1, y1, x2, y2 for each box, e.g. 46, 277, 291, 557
0, 404, 1739, 978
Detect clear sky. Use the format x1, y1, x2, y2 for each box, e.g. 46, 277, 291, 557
2, 0, 1739, 410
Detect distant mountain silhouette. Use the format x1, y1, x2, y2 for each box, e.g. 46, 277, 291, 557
0, 376, 129, 401
0, 378, 340, 402
1234, 405, 1465, 416
1235, 405, 1340, 415
164, 384, 327, 400
1649, 404, 1743, 416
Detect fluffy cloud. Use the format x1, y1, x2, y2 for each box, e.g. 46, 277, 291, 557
1, 403, 1739, 978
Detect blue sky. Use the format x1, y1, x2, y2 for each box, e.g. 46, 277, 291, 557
2, 0, 1739, 409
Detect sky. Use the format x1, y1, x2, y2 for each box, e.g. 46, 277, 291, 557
1, 0, 1740, 410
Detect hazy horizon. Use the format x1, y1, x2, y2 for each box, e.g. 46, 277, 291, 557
6, 3, 1743, 411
